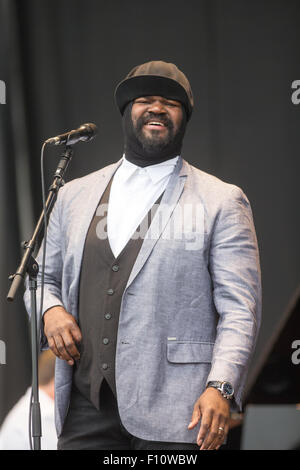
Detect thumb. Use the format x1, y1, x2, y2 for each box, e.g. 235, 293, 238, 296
187, 407, 201, 430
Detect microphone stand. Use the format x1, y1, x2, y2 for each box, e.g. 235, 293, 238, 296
7, 145, 74, 450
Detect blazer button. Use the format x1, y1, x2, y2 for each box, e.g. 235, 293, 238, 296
102, 338, 109, 345
107, 288, 114, 295
112, 265, 119, 272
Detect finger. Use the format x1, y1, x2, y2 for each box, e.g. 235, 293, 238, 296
200, 414, 220, 450
207, 416, 229, 450
48, 336, 60, 359
215, 435, 226, 450
215, 438, 225, 450
53, 334, 74, 364
215, 421, 229, 450
208, 422, 226, 450
61, 329, 81, 361
188, 406, 201, 430
197, 409, 213, 447
70, 323, 82, 344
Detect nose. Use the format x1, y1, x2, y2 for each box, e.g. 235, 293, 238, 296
148, 100, 166, 114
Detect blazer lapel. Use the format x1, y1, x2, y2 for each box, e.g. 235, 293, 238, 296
125, 157, 188, 290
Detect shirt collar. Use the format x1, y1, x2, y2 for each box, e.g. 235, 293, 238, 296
120, 154, 179, 184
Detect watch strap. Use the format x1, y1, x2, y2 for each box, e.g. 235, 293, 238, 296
206, 381, 234, 399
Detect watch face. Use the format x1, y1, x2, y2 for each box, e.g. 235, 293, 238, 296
222, 382, 233, 396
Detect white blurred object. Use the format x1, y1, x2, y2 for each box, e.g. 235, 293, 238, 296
0, 387, 57, 450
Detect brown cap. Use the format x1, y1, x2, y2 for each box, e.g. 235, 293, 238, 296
114, 60, 194, 120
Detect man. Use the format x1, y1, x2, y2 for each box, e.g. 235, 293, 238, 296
24, 60, 261, 450
0, 350, 57, 450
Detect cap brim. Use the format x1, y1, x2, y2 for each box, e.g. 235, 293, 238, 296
114, 75, 192, 120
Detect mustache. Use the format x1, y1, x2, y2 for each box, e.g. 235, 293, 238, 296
138, 113, 173, 129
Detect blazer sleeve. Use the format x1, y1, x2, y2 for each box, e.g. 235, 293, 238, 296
206, 186, 262, 410
23, 188, 65, 349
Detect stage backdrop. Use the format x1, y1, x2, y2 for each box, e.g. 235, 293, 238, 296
0, 0, 299, 426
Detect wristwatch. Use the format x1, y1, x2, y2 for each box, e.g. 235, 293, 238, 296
206, 381, 234, 400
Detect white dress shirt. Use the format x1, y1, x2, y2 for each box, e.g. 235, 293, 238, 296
107, 155, 179, 258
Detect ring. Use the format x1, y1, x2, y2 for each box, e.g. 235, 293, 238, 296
218, 427, 224, 432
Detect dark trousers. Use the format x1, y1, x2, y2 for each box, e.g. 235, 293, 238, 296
57, 379, 199, 451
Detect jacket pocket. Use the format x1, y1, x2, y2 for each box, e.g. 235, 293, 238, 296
167, 341, 214, 364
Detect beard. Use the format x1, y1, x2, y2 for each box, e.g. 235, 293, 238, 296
122, 102, 187, 167
134, 112, 176, 156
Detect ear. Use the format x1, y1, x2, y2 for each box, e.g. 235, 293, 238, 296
122, 100, 134, 117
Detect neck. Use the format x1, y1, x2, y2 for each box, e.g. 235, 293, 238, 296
124, 150, 179, 168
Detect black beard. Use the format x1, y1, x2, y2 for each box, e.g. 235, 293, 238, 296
134, 112, 175, 156
122, 102, 187, 167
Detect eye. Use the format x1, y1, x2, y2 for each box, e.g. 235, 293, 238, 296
135, 98, 150, 105
166, 101, 180, 108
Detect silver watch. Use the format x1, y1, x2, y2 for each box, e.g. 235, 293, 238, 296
206, 381, 234, 399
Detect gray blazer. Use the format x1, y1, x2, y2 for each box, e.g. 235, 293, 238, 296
24, 156, 261, 443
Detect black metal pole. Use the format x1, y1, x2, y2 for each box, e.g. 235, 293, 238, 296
7, 145, 74, 450
7, 146, 73, 302
29, 265, 41, 450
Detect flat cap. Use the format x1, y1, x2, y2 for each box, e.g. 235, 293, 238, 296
114, 60, 194, 120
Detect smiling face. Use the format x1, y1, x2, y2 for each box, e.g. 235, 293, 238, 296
131, 95, 184, 154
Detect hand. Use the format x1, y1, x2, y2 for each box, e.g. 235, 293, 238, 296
187, 387, 230, 450
43, 306, 82, 366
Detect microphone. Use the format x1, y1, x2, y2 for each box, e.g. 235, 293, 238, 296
44, 123, 98, 146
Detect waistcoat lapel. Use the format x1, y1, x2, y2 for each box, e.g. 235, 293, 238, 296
71, 159, 123, 278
